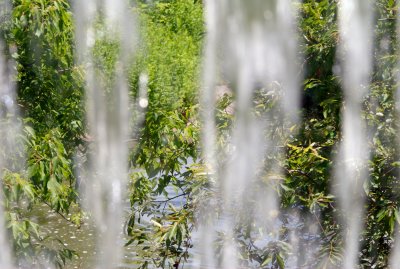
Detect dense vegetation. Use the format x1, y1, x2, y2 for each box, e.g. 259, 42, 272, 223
0, 0, 400, 268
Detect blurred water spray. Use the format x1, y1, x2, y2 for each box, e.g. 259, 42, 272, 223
199, 0, 300, 267
0, 0, 22, 262
0, 42, 16, 269
334, 0, 373, 268
72, 0, 137, 268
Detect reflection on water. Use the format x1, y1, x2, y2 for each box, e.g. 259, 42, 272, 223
27, 186, 187, 269
26, 204, 96, 269
26, 203, 143, 269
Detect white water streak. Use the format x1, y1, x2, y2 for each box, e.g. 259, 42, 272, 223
73, 0, 136, 268
336, 0, 373, 268
390, 224, 400, 269
200, 0, 218, 177
0, 40, 16, 269
199, 0, 300, 267
0, 4, 20, 267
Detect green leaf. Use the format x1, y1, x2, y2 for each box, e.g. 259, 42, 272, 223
276, 254, 285, 269
261, 256, 272, 267
168, 223, 178, 240
47, 176, 61, 195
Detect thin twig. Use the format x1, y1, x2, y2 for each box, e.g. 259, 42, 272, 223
154, 193, 188, 203
41, 199, 79, 227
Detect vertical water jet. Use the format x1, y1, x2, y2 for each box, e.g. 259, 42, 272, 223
199, 0, 300, 267
335, 0, 373, 268
0, 40, 16, 269
72, 0, 137, 268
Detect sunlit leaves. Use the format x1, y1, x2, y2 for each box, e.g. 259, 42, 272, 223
25, 128, 77, 213
11, 0, 84, 150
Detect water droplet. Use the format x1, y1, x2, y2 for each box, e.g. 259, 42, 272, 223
139, 98, 148, 108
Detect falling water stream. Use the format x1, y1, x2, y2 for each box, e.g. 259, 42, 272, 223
0, 40, 18, 269
197, 0, 376, 268
335, 1, 373, 268
73, 0, 137, 268
198, 0, 300, 268
0, 0, 399, 268
0, 2, 23, 266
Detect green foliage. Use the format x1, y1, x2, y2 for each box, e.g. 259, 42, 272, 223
280, 1, 400, 268
91, 20, 121, 95
127, 163, 208, 269
10, 0, 84, 150
25, 127, 77, 213
129, 0, 203, 210
125, 1, 203, 267
0, 1, 82, 266
128, 1, 202, 205
2, 168, 78, 269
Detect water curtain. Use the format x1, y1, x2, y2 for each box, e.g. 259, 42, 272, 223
335, 1, 373, 268
73, 0, 136, 268
199, 0, 300, 267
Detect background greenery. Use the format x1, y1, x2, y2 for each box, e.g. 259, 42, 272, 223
0, 0, 400, 268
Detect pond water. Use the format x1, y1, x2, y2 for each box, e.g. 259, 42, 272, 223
27, 184, 188, 269
27, 203, 143, 269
